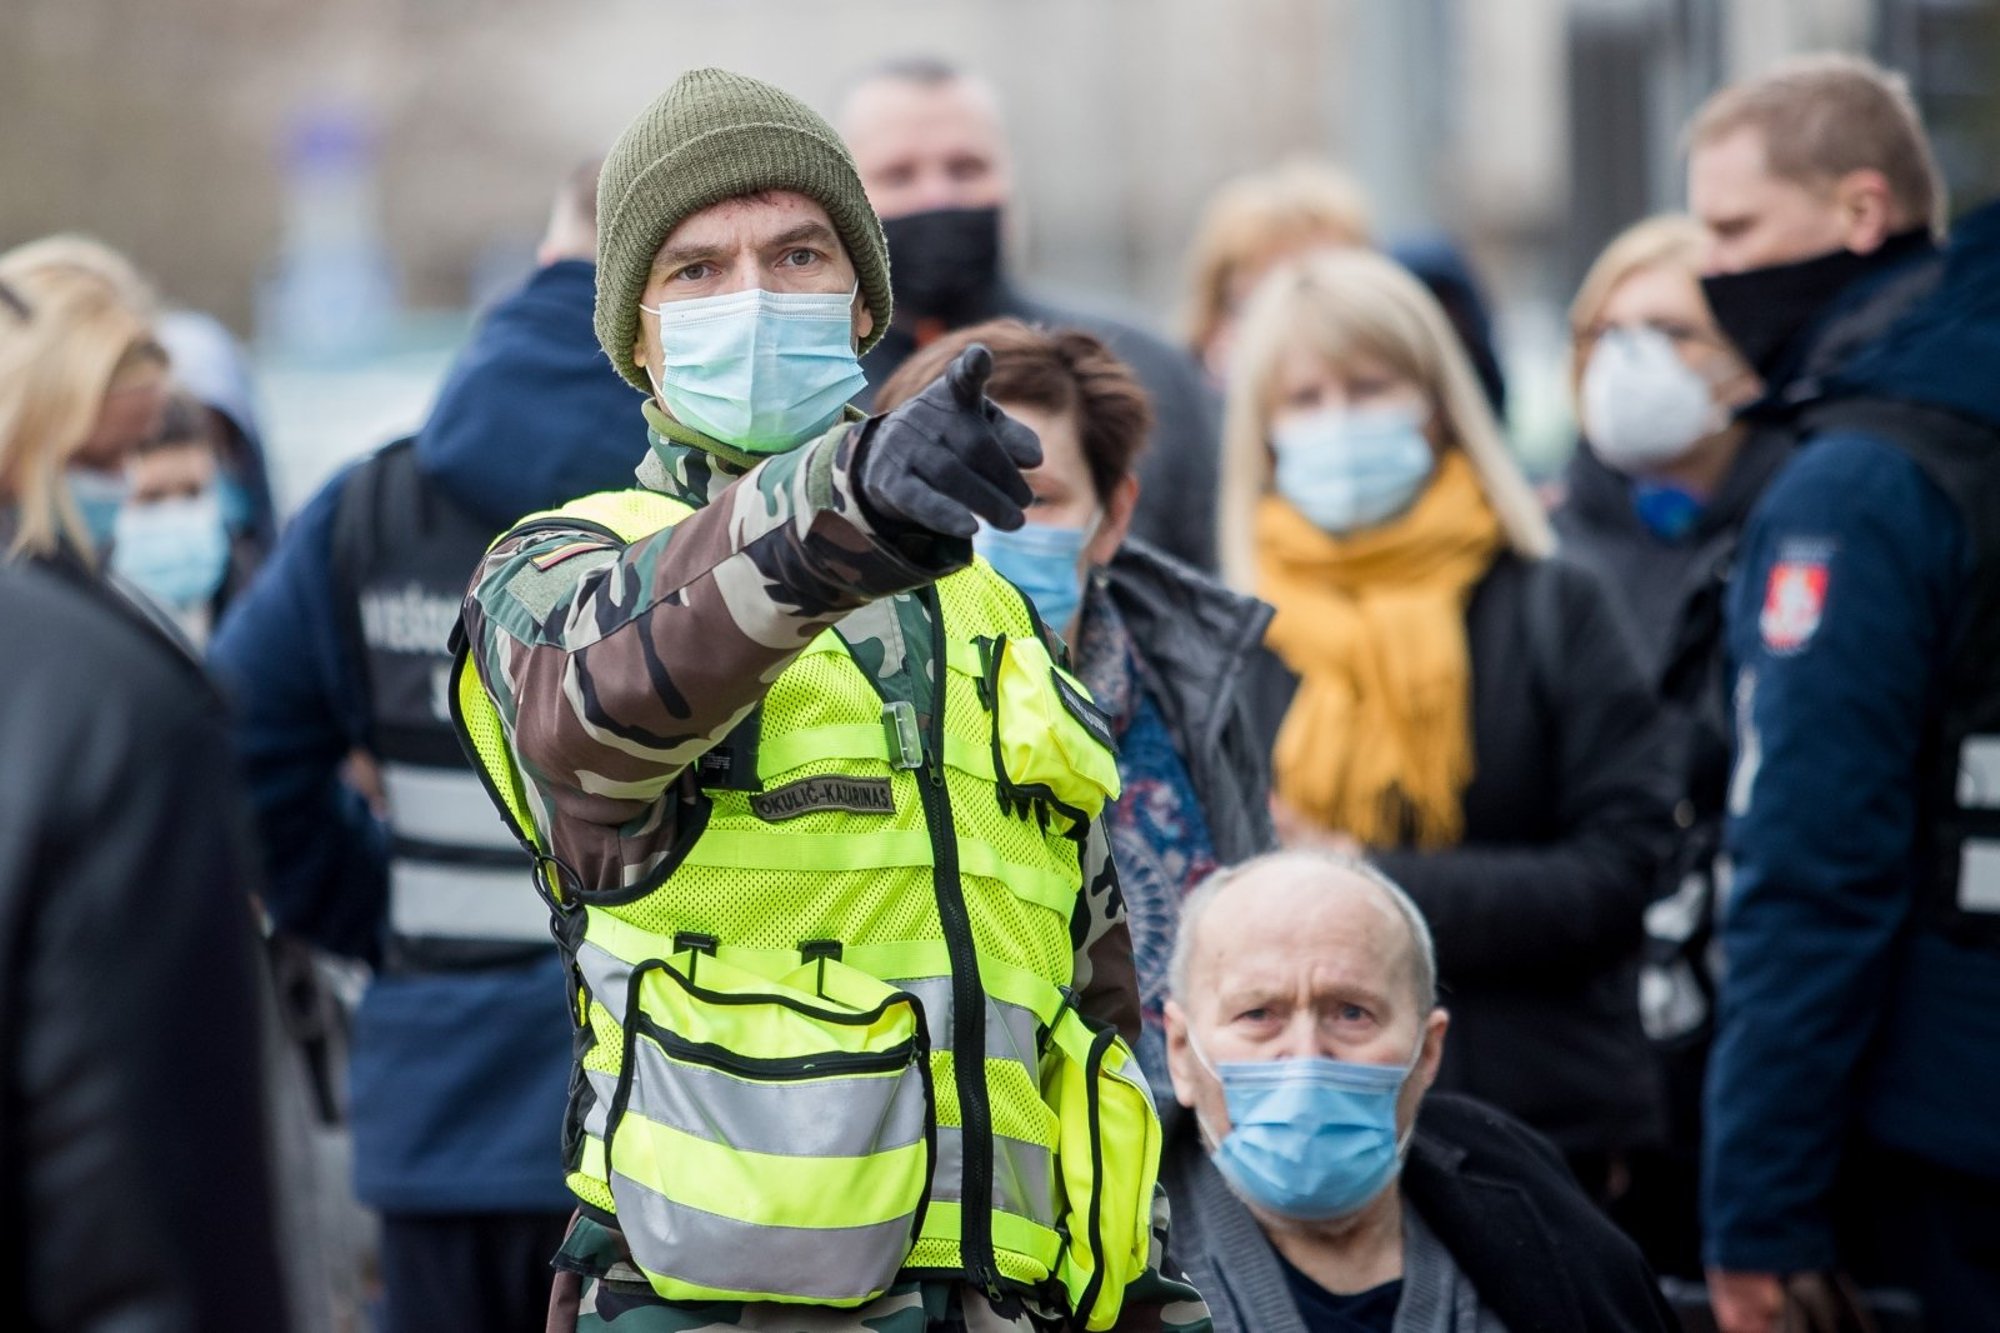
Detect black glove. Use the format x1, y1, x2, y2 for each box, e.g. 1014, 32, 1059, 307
855, 344, 1043, 538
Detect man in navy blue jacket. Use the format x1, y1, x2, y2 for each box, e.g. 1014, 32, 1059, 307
1686, 56, 2000, 1333
209, 163, 646, 1332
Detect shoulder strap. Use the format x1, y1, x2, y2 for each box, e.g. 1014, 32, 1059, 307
329, 438, 420, 725
515, 487, 696, 547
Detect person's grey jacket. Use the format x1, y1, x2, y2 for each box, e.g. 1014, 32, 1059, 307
1102, 538, 1276, 863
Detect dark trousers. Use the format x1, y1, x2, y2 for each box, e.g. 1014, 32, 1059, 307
1836, 1143, 2000, 1333
380, 1210, 573, 1333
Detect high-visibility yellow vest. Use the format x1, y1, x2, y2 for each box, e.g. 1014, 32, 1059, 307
452, 489, 1160, 1328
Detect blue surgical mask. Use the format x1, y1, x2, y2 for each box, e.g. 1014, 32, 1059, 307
1191, 1031, 1419, 1221
110, 490, 231, 609
1271, 403, 1436, 535
66, 467, 129, 549
642, 285, 867, 455
975, 517, 1093, 635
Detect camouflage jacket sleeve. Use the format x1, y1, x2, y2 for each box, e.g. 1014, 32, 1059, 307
462, 422, 965, 888
1072, 817, 1142, 1046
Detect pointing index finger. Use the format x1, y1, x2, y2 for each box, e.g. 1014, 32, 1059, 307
944, 343, 994, 411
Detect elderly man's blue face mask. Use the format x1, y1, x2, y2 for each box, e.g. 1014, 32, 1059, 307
1189, 1030, 1423, 1221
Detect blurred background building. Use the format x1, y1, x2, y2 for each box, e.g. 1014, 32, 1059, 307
6, 0, 1995, 498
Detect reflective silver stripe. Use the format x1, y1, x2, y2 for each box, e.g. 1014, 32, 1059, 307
575, 943, 1060, 1221
626, 1034, 928, 1158
1960, 839, 2000, 913
893, 975, 1043, 1073
1958, 738, 2000, 810
387, 861, 549, 942
933, 1126, 1054, 1223
584, 1068, 617, 1140
383, 761, 519, 852
608, 1170, 912, 1302
588, 1072, 1056, 1225
576, 939, 635, 1011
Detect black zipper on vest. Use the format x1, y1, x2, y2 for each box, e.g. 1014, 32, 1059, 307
915, 584, 1001, 1300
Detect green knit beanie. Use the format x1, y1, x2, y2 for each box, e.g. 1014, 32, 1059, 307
595, 67, 893, 392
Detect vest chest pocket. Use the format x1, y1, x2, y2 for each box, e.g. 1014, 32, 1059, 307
601, 948, 934, 1306
979, 634, 1123, 827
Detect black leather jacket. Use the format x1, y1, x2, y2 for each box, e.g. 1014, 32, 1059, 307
0, 556, 288, 1331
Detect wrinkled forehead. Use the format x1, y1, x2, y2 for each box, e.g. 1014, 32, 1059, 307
649, 191, 848, 269
1190, 866, 1416, 999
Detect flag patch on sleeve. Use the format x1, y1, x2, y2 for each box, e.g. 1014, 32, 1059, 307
1759, 555, 1830, 654
530, 540, 603, 572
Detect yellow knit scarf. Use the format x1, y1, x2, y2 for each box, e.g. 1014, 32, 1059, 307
1256, 451, 1504, 848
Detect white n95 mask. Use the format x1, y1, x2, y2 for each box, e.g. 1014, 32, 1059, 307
1582, 326, 1727, 473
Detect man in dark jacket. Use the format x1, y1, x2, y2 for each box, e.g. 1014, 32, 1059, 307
0, 558, 288, 1332
837, 55, 1225, 571
1687, 55, 2000, 1333
1159, 851, 1674, 1333
207, 165, 646, 1332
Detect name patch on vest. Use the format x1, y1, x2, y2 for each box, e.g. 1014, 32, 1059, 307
749, 776, 895, 822
1053, 671, 1118, 754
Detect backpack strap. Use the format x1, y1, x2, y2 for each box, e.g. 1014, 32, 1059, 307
328, 438, 421, 729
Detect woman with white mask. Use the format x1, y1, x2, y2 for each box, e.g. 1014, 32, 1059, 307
1219, 247, 1676, 1202
1553, 216, 1779, 1283
1558, 215, 1774, 677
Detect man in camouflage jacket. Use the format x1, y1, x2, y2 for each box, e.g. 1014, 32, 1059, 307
457, 68, 1210, 1333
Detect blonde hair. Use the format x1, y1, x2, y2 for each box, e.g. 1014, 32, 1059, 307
1687, 53, 1944, 234
1566, 213, 1708, 402
1182, 159, 1373, 359
0, 235, 161, 560
1217, 248, 1552, 591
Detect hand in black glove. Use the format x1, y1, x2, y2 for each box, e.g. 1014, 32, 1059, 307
855, 344, 1043, 538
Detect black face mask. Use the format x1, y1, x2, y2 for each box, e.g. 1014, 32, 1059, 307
881, 206, 1003, 324
1700, 230, 1931, 380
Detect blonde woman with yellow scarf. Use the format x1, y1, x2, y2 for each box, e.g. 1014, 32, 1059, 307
1218, 247, 1677, 1200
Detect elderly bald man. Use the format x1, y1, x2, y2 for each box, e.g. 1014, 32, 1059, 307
1161, 852, 1674, 1333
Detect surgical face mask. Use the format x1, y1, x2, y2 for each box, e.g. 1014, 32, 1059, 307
110, 490, 231, 609
65, 467, 129, 549
1271, 403, 1436, 535
1190, 1029, 1420, 1222
976, 515, 1094, 634
1582, 326, 1727, 473
642, 285, 868, 455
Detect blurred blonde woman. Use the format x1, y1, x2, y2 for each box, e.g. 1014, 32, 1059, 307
0, 234, 167, 571
1556, 214, 1768, 676
1552, 215, 1770, 1277
1182, 158, 1373, 381
1222, 246, 1676, 1189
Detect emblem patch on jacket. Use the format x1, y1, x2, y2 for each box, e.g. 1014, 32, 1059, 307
750, 776, 895, 821
1759, 551, 1830, 655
